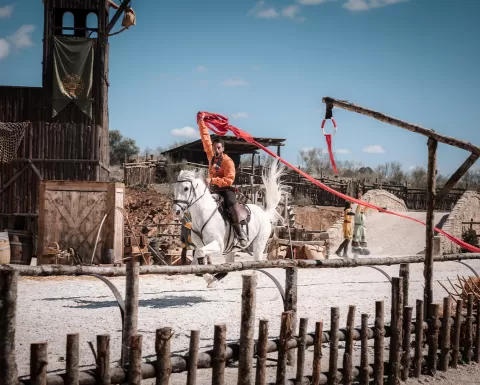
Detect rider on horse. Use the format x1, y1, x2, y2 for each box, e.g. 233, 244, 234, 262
197, 113, 249, 247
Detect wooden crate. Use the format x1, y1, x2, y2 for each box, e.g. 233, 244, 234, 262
37, 181, 125, 265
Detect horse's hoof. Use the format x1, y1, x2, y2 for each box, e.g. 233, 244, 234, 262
207, 279, 218, 288
203, 273, 215, 286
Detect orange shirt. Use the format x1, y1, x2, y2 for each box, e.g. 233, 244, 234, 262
198, 119, 236, 188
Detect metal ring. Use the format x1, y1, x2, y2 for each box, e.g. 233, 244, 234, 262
321, 118, 337, 136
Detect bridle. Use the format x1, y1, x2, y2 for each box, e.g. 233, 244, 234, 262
173, 179, 208, 212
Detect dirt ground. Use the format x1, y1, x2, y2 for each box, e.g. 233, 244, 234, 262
293, 205, 343, 231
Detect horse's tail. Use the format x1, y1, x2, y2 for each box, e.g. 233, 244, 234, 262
261, 159, 287, 224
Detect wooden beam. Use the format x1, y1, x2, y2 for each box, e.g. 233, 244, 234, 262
436, 152, 479, 202
322, 97, 480, 156
0, 163, 31, 196
424, 138, 437, 320
106, 0, 131, 34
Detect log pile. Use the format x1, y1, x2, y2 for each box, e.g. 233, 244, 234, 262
124, 186, 181, 252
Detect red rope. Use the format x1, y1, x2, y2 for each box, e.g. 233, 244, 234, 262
324, 134, 338, 174
197, 111, 480, 253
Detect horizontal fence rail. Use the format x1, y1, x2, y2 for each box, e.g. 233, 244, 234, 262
2, 253, 480, 277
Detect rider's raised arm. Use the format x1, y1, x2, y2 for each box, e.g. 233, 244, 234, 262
211, 158, 235, 188
198, 118, 213, 161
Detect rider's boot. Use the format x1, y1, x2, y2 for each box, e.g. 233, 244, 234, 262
229, 203, 249, 248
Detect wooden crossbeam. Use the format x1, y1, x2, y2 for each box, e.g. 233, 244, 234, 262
106, 0, 132, 35
436, 153, 479, 203
322, 97, 480, 156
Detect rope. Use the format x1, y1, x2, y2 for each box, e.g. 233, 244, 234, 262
197, 111, 480, 254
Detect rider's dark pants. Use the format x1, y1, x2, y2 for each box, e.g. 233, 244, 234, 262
213, 187, 237, 208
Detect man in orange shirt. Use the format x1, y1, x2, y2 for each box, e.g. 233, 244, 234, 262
197, 113, 248, 247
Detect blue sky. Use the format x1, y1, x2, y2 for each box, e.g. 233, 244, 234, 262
1, 0, 479, 175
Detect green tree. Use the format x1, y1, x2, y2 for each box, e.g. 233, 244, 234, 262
109, 130, 140, 165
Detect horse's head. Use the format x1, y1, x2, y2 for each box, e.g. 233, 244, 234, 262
172, 169, 207, 219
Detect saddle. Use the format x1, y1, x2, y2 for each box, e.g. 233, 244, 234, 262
211, 193, 251, 225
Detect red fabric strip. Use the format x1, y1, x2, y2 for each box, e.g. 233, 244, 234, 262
325, 134, 338, 174
197, 112, 480, 253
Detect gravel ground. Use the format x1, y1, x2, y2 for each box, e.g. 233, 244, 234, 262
15, 211, 480, 384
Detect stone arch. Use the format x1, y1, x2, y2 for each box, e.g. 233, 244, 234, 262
361, 189, 408, 214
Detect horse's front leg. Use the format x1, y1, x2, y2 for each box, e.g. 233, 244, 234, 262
194, 240, 225, 288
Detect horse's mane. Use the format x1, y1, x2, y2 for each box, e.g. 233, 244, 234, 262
177, 168, 205, 182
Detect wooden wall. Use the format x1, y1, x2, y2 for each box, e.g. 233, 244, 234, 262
37, 181, 124, 264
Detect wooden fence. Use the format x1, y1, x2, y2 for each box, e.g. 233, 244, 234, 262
2, 263, 480, 385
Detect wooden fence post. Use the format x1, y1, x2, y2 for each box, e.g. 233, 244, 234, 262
401, 306, 413, 381
424, 138, 437, 320
238, 273, 257, 385
295, 318, 308, 384
399, 264, 409, 307
96, 335, 110, 385
31, 342, 48, 385
156, 327, 172, 385
388, 277, 403, 385
373, 301, 384, 385
464, 294, 474, 364
414, 300, 424, 377
312, 321, 323, 385
129, 335, 142, 385
122, 246, 139, 366
0, 269, 19, 385
343, 306, 355, 385
255, 320, 269, 385
65, 334, 79, 385
440, 297, 452, 371
427, 304, 440, 375
476, 300, 480, 364
451, 299, 462, 368
285, 267, 298, 365
276, 311, 294, 385
187, 330, 199, 385
213, 324, 227, 385
329, 307, 340, 385
360, 314, 369, 385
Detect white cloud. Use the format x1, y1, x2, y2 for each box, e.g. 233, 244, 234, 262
9, 24, 35, 50
223, 78, 249, 87
232, 112, 249, 119
0, 4, 14, 19
282, 5, 304, 20
195, 65, 206, 72
335, 148, 350, 154
298, 0, 330, 5
251, 65, 261, 71
171, 126, 199, 139
343, 0, 407, 12
363, 145, 385, 154
409, 165, 416, 170
248, 1, 279, 19
0, 39, 9, 60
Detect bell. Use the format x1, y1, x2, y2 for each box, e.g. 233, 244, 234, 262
121, 7, 136, 28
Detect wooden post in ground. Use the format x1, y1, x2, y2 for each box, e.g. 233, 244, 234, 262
401, 306, 413, 381
343, 306, 356, 385
427, 304, 440, 375
360, 314, 369, 385
129, 335, 142, 385
0, 268, 19, 385
238, 273, 257, 385
65, 334, 79, 385
399, 264, 409, 307
255, 320, 269, 385
414, 300, 424, 378
295, 318, 308, 384
388, 277, 403, 385
373, 301, 384, 385
31, 342, 48, 385
440, 297, 452, 371
187, 330, 199, 385
424, 138, 437, 320
285, 267, 298, 365
329, 307, 340, 385
122, 239, 139, 366
276, 311, 294, 385
156, 327, 172, 385
212, 324, 227, 385
451, 299, 462, 368
96, 335, 110, 385
312, 321, 323, 385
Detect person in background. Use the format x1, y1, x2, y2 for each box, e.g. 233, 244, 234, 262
335, 201, 355, 258
352, 194, 370, 256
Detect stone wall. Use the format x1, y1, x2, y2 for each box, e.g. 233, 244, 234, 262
361, 189, 408, 214
441, 191, 480, 254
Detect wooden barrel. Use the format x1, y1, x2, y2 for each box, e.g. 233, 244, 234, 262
0, 232, 11, 264
8, 231, 33, 265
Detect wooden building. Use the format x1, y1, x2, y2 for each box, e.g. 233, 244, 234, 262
0, 1, 133, 254
161, 135, 286, 168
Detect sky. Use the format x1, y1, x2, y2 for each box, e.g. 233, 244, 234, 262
0, 0, 479, 175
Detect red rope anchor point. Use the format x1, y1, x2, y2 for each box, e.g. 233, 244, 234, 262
197, 111, 480, 253
321, 118, 338, 174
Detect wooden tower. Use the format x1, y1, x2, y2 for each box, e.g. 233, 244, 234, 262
0, 0, 132, 234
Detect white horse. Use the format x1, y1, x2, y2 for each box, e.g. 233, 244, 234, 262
172, 160, 286, 287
